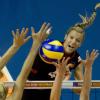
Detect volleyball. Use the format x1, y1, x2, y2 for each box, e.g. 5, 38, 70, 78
39, 39, 64, 64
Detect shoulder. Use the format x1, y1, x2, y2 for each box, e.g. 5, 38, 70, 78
75, 51, 80, 57
69, 51, 82, 71
74, 51, 82, 62
71, 51, 80, 63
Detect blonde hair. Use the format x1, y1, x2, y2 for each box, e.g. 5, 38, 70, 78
64, 3, 100, 40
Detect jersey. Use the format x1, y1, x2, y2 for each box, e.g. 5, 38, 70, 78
22, 49, 81, 100
63, 51, 81, 71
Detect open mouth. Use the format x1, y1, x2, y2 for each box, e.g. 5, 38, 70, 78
68, 45, 74, 49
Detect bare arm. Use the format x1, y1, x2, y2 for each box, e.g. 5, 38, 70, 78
72, 62, 83, 94
74, 62, 83, 80
11, 23, 52, 100
80, 49, 99, 100
0, 28, 30, 71
50, 72, 64, 100
50, 57, 70, 100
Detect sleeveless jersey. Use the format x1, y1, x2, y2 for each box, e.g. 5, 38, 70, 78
22, 49, 81, 100
28, 50, 81, 80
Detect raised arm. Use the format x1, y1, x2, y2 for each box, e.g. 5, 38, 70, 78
50, 57, 70, 100
11, 23, 52, 100
80, 49, 99, 100
74, 62, 83, 80
0, 28, 30, 71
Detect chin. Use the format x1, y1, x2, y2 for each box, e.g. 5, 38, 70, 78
65, 49, 73, 54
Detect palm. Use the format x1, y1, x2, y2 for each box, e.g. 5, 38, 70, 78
12, 28, 31, 47
52, 57, 70, 75
31, 23, 52, 43
84, 50, 99, 67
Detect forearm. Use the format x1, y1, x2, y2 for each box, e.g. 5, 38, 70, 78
13, 41, 41, 99
73, 66, 83, 94
82, 67, 92, 92
0, 44, 19, 71
74, 72, 83, 80
80, 49, 99, 100
16, 41, 41, 85
80, 66, 92, 100
50, 73, 64, 100
74, 63, 84, 80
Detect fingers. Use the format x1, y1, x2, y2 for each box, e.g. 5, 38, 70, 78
31, 27, 38, 39
86, 49, 99, 61
40, 22, 52, 36
90, 49, 99, 59
65, 57, 70, 64
52, 57, 70, 68
86, 50, 89, 59
21, 28, 25, 34
95, 52, 99, 59
46, 27, 52, 35
39, 22, 46, 32
24, 36, 31, 44
61, 57, 66, 63
40, 22, 51, 33
43, 23, 51, 33
12, 27, 31, 47
20, 28, 29, 38
11, 30, 16, 38
23, 28, 29, 37
31, 27, 35, 34
11, 22, 52, 44
12, 28, 29, 38
16, 29, 20, 37
11, 29, 19, 39
61, 57, 70, 66
11, 29, 20, 39
92, 49, 99, 60
51, 62, 58, 68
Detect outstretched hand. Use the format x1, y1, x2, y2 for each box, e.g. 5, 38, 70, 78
31, 22, 52, 43
83, 49, 99, 68
12, 28, 31, 48
52, 57, 70, 76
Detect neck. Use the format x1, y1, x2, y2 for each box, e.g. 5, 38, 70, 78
64, 51, 75, 57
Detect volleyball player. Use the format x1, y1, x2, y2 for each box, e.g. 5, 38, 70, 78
50, 49, 99, 100
0, 27, 30, 77
0, 22, 52, 100
22, 3, 100, 100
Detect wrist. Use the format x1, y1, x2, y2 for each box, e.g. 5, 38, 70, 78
12, 44, 20, 50
33, 40, 42, 44
85, 66, 92, 70
32, 40, 41, 47
56, 72, 65, 78
85, 63, 93, 68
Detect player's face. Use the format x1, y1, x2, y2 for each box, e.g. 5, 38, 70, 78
0, 84, 7, 100
64, 30, 83, 54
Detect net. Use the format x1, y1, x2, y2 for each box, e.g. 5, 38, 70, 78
3, 80, 100, 100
